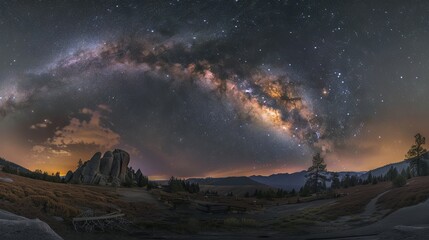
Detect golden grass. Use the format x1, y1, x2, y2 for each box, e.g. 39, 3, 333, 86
377, 176, 429, 212
276, 182, 392, 226
279, 177, 429, 227
0, 172, 153, 227
320, 182, 392, 219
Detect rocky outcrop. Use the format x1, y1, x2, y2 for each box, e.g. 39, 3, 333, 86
115, 149, 130, 182
99, 151, 113, 176
0, 209, 63, 240
65, 149, 144, 186
64, 171, 73, 182
82, 152, 101, 184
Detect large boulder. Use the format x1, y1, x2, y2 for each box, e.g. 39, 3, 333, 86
64, 171, 73, 183
113, 149, 130, 182
99, 151, 113, 176
0, 209, 63, 240
65, 149, 145, 187
82, 152, 101, 184
110, 156, 121, 180
70, 162, 85, 184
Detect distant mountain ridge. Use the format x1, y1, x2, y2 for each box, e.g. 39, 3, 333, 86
188, 171, 367, 191
187, 176, 265, 186
250, 171, 307, 191
250, 171, 366, 191
359, 160, 411, 180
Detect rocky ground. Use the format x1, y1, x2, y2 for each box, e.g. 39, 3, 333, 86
0, 209, 62, 240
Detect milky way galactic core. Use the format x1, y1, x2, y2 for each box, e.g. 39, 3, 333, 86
1, 1, 428, 177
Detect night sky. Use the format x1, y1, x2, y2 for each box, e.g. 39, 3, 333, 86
1, 1, 429, 178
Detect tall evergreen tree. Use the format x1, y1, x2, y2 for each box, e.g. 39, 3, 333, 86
341, 174, 351, 188
305, 153, 328, 194
400, 168, 407, 178
331, 172, 341, 189
366, 171, 373, 185
406, 166, 412, 179
406, 133, 427, 176
77, 159, 83, 169
386, 167, 398, 181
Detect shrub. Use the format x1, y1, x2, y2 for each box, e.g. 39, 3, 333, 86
167, 177, 199, 193
392, 174, 406, 187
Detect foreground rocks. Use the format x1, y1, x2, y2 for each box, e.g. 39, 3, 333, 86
66, 149, 144, 186
0, 209, 62, 240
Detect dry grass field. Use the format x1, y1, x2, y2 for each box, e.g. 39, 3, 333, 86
377, 176, 429, 213
320, 181, 392, 219
4, 169, 429, 239
277, 176, 429, 233
0, 172, 155, 239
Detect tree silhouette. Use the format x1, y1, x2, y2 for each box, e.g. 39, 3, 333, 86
406, 133, 427, 176
366, 171, 373, 185
77, 159, 83, 169
330, 172, 341, 189
305, 153, 328, 194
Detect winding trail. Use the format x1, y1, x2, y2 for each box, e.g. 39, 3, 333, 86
360, 190, 390, 219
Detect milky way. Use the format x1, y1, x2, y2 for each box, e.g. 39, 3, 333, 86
1, 1, 429, 177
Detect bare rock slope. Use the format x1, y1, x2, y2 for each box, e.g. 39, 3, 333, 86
0, 209, 62, 240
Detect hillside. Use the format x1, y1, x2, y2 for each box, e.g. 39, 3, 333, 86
0, 158, 31, 174
359, 152, 429, 180
360, 160, 411, 180
0, 171, 154, 240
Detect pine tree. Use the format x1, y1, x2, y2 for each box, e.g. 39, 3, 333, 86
366, 171, 373, 185
386, 167, 398, 181
350, 175, 358, 187
406, 166, 412, 179
137, 174, 149, 187
406, 133, 427, 176
400, 169, 407, 178
392, 174, 406, 187
331, 172, 341, 189
77, 159, 83, 169
341, 174, 351, 188
305, 153, 328, 194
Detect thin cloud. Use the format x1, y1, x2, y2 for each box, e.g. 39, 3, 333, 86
30, 119, 52, 129
48, 107, 120, 150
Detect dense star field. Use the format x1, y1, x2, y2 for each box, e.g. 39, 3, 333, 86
1, 1, 429, 178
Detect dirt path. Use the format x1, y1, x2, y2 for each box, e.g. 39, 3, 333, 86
361, 190, 390, 218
